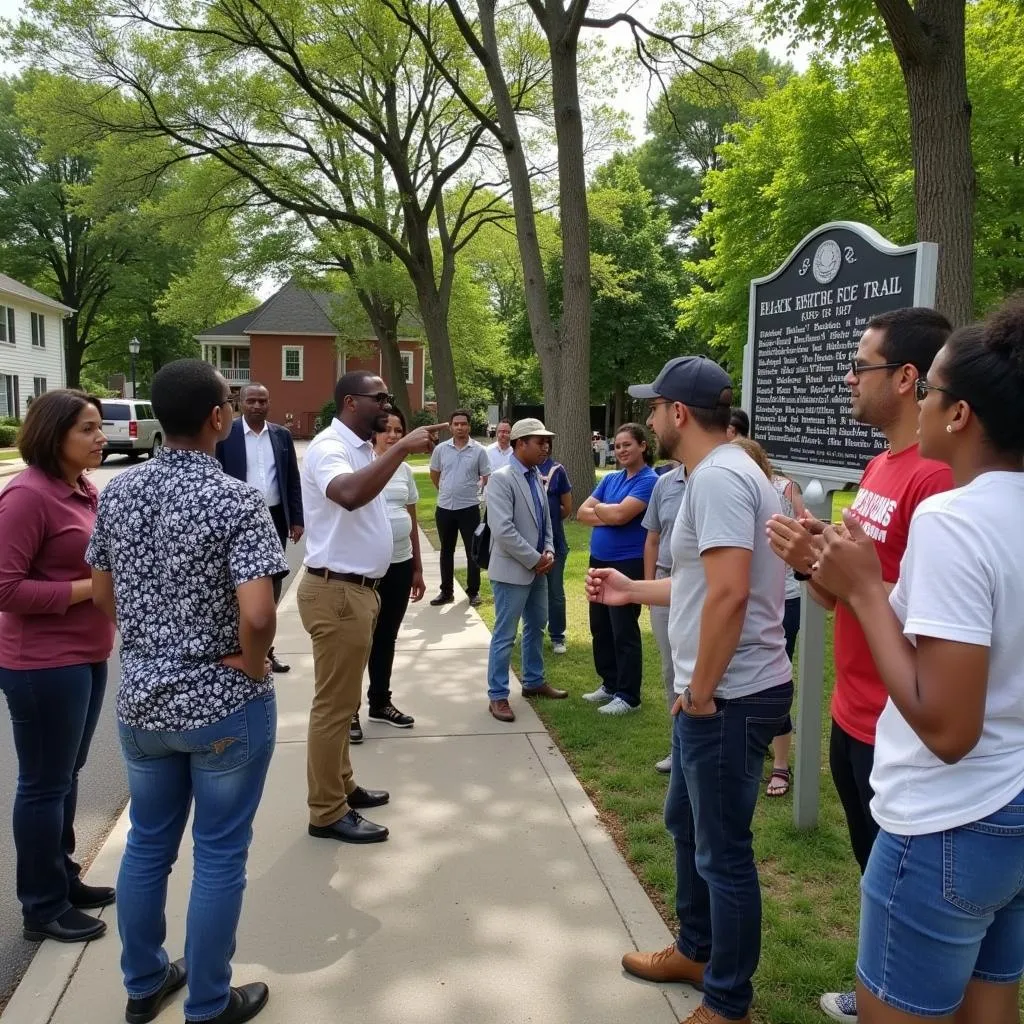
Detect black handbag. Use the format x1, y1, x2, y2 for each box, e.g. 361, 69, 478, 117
471, 508, 491, 569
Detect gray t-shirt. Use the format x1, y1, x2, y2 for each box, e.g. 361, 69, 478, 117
429, 439, 491, 510
669, 443, 790, 699
642, 466, 686, 576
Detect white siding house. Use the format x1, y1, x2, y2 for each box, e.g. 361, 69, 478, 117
0, 273, 73, 419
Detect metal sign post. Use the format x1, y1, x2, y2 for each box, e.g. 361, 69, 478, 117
742, 221, 938, 829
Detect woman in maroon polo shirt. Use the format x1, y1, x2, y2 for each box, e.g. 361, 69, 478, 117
0, 390, 116, 944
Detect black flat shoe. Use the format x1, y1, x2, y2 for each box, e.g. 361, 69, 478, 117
308, 810, 389, 844
126, 958, 187, 1024
198, 982, 269, 1024
69, 878, 116, 910
350, 713, 364, 744
348, 785, 390, 809
269, 654, 290, 673
429, 593, 454, 606
23, 907, 107, 943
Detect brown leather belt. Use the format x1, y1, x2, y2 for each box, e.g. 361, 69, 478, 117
306, 567, 381, 590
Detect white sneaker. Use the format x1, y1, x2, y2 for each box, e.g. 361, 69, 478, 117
655, 754, 672, 774
820, 991, 858, 1022
598, 696, 640, 716
581, 685, 615, 703
552, 641, 567, 655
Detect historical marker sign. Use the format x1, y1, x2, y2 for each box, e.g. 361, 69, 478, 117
742, 221, 938, 483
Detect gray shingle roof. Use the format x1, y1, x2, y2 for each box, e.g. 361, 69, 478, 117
0, 272, 75, 314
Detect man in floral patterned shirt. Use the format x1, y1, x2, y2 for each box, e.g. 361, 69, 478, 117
87, 359, 287, 1024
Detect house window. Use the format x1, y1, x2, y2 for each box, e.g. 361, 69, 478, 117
30, 312, 45, 348
0, 306, 12, 344
0, 374, 19, 419
33, 376, 47, 398
400, 350, 414, 384
282, 345, 303, 381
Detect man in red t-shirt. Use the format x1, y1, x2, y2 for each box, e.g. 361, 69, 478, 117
768, 306, 953, 1023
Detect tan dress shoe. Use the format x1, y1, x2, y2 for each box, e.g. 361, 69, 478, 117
489, 699, 516, 722
522, 683, 568, 699
622, 943, 706, 987
680, 1005, 750, 1024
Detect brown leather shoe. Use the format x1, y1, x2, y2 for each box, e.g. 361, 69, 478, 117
622, 943, 706, 988
522, 683, 568, 699
680, 1005, 750, 1024
489, 699, 515, 722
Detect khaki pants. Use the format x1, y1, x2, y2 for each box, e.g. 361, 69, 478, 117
296, 573, 380, 827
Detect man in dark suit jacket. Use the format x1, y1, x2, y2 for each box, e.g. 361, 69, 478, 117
216, 382, 304, 672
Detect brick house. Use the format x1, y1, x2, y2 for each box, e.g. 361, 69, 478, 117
196, 279, 427, 437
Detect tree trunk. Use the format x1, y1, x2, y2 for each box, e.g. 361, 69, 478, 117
878, 0, 974, 324
612, 381, 625, 430
353, 291, 413, 421
63, 313, 82, 388
415, 283, 459, 419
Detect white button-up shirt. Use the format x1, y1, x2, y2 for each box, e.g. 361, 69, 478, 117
243, 420, 281, 507
300, 418, 394, 578
486, 441, 514, 473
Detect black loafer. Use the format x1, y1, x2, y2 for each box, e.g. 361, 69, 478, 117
347, 785, 390, 809
429, 593, 454, 606
203, 982, 269, 1024
350, 713, 364, 744
468, 594, 482, 608
23, 907, 107, 943
308, 810, 389, 844
269, 654, 290, 673
69, 879, 116, 910
126, 958, 187, 1024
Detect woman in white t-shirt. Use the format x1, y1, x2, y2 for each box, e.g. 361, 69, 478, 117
815, 295, 1024, 1023
351, 409, 425, 741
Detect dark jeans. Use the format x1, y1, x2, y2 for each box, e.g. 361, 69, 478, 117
829, 718, 878, 873
117, 693, 276, 1021
588, 556, 644, 706
546, 548, 568, 644
435, 504, 480, 598
667, 681, 793, 1019
367, 558, 414, 709
0, 661, 107, 925
268, 503, 289, 605
776, 596, 801, 736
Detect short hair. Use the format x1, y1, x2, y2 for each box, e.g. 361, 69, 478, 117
614, 422, 654, 465
241, 382, 268, 398
942, 293, 1024, 456
448, 408, 472, 424
17, 389, 103, 478
497, 418, 511, 427
869, 307, 952, 376
334, 371, 379, 408
729, 408, 749, 436
151, 359, 226, 437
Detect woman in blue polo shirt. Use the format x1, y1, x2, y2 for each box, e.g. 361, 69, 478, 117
577, 423, 657, 714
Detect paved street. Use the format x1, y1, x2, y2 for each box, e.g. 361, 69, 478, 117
0, 454, 307, 1007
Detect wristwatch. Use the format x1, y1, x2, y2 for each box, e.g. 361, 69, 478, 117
682, 685, 694, 711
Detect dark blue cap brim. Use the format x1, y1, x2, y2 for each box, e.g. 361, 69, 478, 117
627, 383, 659, 399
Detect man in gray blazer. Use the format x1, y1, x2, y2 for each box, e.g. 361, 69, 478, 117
485, 418, 569, 722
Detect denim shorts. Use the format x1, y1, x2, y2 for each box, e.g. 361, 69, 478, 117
857, 786, 1024, 1016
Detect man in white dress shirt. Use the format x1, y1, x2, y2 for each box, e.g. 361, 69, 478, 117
297, 371, 441, 844
486, 419, 514, 472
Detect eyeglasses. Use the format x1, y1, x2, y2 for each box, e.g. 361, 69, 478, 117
849, 360, 904, 379
352, 392, 395, 406
916, 378, 958, 402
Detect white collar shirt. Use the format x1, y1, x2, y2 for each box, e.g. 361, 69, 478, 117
243, 420, 281, 507
300, 418, 393, 577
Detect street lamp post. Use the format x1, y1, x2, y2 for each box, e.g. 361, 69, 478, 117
128, 337, 141, 398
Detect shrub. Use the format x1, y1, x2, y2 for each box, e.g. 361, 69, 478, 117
0, 416, 20, 427
409, 408, 435, 429
319, 399, 337, 429
0, 424, 19, 447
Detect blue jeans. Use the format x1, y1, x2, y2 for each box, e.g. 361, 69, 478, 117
858, 786, 1024, 1016
0, 661, 107, 925
117, 693, 276, 1022
546, 549, 568, 645
487, 576, 548, 701
666, 682, 793, 1019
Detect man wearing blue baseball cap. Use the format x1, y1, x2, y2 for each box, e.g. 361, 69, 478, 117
586, 356, 792, 1024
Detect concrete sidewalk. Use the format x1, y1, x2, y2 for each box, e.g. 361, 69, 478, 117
2, 537, 697, 1024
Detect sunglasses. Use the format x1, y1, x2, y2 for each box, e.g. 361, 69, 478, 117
353, 392, 395, 406
915, 379, 958, 402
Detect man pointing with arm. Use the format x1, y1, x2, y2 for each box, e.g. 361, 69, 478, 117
298, 371, 444, 845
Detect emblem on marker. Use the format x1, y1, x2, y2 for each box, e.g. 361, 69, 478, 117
812, 239, 843, 284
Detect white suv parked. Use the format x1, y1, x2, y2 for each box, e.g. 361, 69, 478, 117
100, 399, 163, 460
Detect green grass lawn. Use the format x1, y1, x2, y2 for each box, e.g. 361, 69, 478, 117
0, 450, 19, 462
417, 479, 863, 1024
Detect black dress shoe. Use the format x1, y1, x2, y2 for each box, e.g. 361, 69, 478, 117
125, 958, 187, 1024
202, 982, 269, 1024
348, 785, 390, 809
468, 594, 482, 608
69, 878, 116, 910
350, 713, 364, 744
308, 810, 389, 844
23, 907, 107, 943
429, 593, 454, 606
268, 651, 290, 673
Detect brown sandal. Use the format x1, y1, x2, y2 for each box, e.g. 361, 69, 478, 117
766, 767, 791, 797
